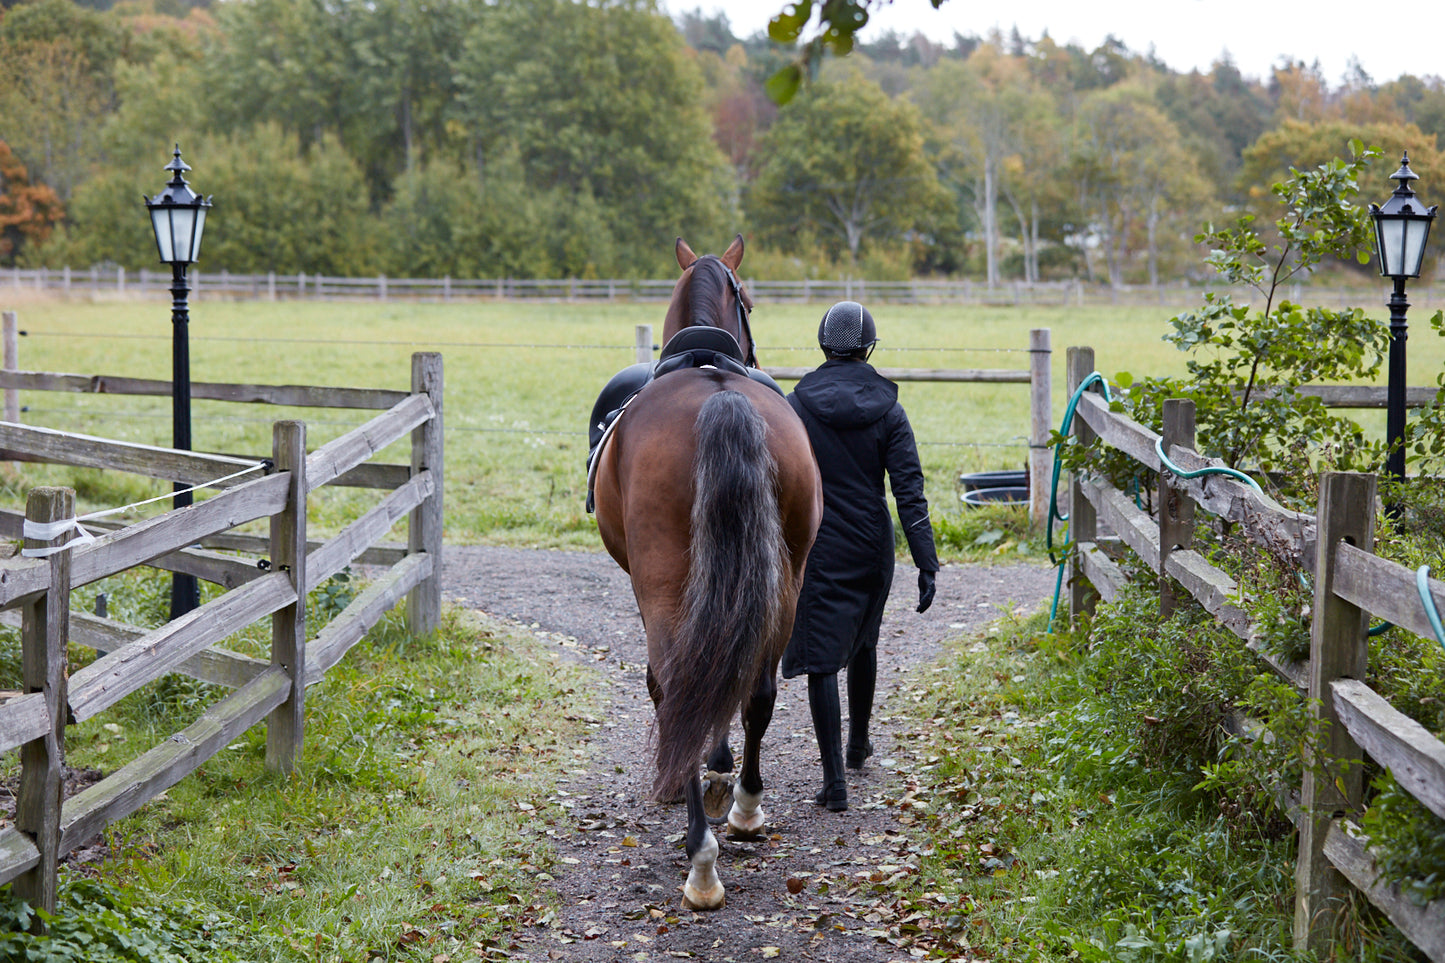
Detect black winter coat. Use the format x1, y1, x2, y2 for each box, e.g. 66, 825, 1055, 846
782, 359, 938, 678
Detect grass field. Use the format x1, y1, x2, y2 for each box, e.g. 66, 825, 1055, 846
3, 291, 1442, 547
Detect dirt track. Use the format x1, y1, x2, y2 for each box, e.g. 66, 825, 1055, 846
442, 547, 1054, 962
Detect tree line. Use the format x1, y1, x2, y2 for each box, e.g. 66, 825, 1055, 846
1, 0, 1442, 282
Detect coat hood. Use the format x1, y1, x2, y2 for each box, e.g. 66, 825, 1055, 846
791, 360, 898, 428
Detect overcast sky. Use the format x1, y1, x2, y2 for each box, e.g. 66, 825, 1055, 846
670, 0, 1445, 87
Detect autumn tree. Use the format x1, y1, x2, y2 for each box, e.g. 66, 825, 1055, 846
1271, 61, 1333, 123
0, 141, 63, 266
747, 70, 951, 266
1153, 59, 1273, 203
915, 44, 1062, 285
202, 0, 475, 198
452, 0, 734, 275
45, 125, 379, 274
0, 43, 110, 201
1072, 84, 1213, 286
1376, 74, 1445, 151
1239, 119, 1443, 210
692, 36, 778, 181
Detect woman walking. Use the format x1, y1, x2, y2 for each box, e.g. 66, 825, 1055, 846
783, 301, 938, 812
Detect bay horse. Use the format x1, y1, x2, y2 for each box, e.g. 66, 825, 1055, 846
590, 235, 821, 910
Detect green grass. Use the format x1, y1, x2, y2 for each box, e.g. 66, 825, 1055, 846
880, 608, 1423, 962
0, 594, 594, 962
3, 293, 1442, 548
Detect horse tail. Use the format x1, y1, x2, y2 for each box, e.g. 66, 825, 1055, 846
654, 389, 786, 800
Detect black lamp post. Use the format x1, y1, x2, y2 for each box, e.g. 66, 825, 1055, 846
1369, 152, 1436, 484
144, 145, 211, 619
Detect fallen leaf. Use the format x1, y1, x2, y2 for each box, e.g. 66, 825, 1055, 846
785, 877, 805, 894
760, 948, 780, 958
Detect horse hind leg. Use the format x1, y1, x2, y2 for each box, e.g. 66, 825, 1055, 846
727, 671, 776, 838
680, 775, 725, 910
702, 738, 735, 823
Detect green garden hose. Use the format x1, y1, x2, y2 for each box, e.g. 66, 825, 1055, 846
1152, 438, 1263, 494
1044, 383, 1440, 651
1047, 379, 1268, 633
1045, 372, 1112, 632
1417, 565, 1445, 650
1150, 433, 1402, 638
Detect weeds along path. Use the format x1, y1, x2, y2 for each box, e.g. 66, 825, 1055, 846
442, 547, 1053, 962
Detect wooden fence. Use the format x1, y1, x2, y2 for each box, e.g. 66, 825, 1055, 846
1062, 345, 1445, 959
0, 310, 1058, 531
10, 264, 1443, 310
629, 322, 1056, 530
0, 351, 443, 918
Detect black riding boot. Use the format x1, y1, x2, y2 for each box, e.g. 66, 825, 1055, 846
808, 672, 847, 811
846, 645, 877, 769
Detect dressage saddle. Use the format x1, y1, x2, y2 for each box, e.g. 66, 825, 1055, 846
585, 326, 783, 512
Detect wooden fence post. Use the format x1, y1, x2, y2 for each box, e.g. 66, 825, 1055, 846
1027, 328, 1052, 533
1158, 399, 1196, 618
1294, 470, 1375, 952
15, 487, 74, 920
408, 352, 444, 635
635, 324, 654, 364
1066, 346, 1098, 622
266, 421, 307, 774
3, 310, 18, 424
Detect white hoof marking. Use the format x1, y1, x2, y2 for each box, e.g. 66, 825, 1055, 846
681, 830, 724, 911
728, 783, 765, 836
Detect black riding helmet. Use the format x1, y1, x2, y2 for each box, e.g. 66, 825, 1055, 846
817, 300, 879, 359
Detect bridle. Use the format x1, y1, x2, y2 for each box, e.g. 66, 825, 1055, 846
692, 255, 757, 368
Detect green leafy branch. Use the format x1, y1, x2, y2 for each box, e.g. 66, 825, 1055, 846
763, 0, 946, 103
1116, 142, 1390, 480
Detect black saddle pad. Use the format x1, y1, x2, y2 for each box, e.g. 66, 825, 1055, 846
656, 327, 750, 382
658, 325, 746, 364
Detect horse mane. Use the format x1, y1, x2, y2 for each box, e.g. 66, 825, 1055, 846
686, 256, 730, 329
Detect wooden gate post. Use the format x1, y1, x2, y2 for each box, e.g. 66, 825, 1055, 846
267, 421, 307, 774
15, 487, 74, 919
1294, 471, 1374, 952
407, 352, 444, 635
1066, 347, 1097, 622
1027, 328, 1052, 533
635, 324, 654, 364
3, 310, 18, 425
1158, 399, 1197, 618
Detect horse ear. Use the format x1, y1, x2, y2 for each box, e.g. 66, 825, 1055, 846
722, 233, 744, 271
676, 237, 698, 271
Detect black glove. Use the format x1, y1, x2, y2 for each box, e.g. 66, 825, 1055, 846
917, 569, 936, 613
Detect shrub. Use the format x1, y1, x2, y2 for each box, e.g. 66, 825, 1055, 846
0, 877, 244, 962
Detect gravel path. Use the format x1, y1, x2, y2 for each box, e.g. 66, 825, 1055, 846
442, 547, 1055, 962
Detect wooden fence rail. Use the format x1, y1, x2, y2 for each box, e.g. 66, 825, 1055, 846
632, 322, 1056, 530
0, 352, 443, 922
1062, 344, 1445, 959
12, 266, 1445, 311
1, 312, 1053, 528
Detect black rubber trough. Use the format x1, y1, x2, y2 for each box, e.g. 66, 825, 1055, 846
958, 469, 1029, 507
961, 486, 1029, 507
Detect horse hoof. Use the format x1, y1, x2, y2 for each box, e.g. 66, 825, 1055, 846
726, 805, 766, 838
681, 883, 726, 911
703, 770, 734, 822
